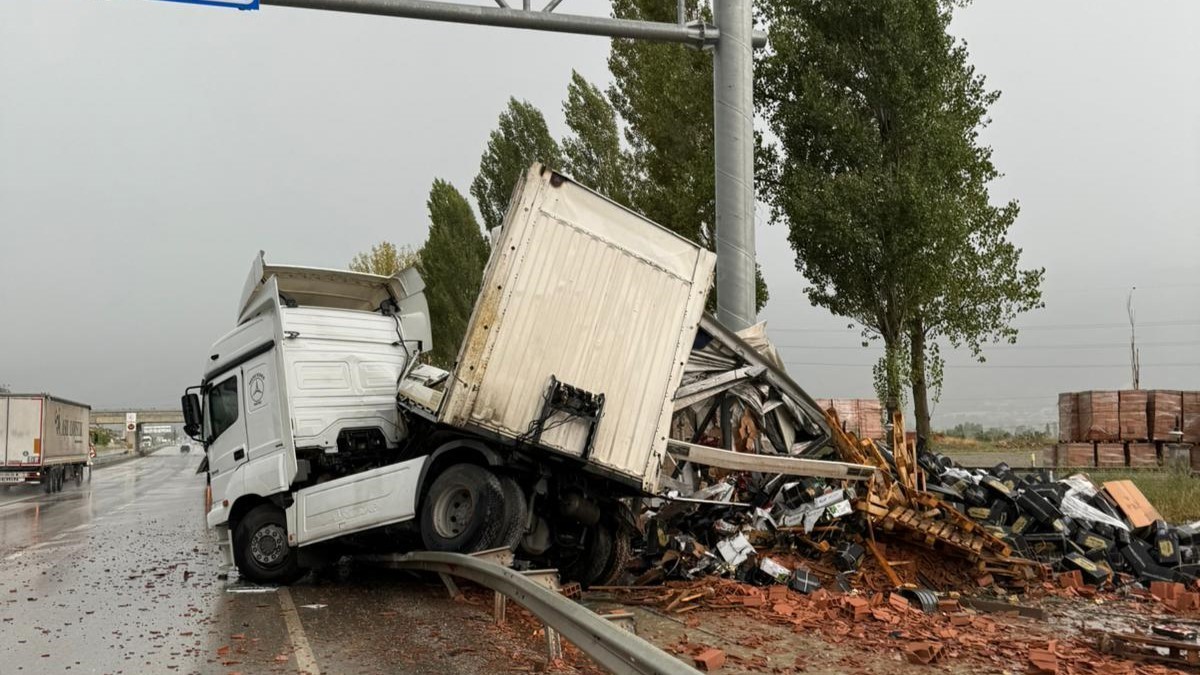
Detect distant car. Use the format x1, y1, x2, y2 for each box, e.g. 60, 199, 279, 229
180, 444, 191, 454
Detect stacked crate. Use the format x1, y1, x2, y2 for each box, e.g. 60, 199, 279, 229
1096, 442, 1126, 467
1077, 391, 1120, 441
1149, 390, 1184, 441
1056, 389, 1200, 468
1184, 391, 1200, 444
1118, 390, 1149, 441
1058, 393, 1078, 442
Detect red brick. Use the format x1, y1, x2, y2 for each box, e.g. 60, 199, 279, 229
976, 574, 995, 587
904, 641, 944, 665
694, 647, 726, 671
949, 613, 972, 626
888, 593, 911, 613
1029, 647, 1058, 674
1058, 570, 1084, 589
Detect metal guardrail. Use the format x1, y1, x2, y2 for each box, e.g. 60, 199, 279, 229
362, 550, 699, 675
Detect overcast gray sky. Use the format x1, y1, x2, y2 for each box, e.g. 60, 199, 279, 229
2, 0, 1197, 427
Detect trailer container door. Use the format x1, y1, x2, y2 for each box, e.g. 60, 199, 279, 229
3, 397, 43, 467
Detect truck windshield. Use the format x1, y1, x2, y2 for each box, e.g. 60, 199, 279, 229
204, 377, 240, 442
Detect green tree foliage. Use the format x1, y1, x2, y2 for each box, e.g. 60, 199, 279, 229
349, 241, 419, 276
471, 98, 563, 231
758, 0, 1042, 425
417, 179, 491, 367
562, 70, 632, 206
608, 0, 768, 311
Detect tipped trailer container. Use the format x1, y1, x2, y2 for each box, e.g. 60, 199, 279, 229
0, 394, 91, 492
184, 164, 720, 585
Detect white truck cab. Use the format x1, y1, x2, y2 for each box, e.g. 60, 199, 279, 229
185, 253, 432, 582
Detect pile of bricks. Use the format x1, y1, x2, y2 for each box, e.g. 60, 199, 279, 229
1055, 389, 1200, 468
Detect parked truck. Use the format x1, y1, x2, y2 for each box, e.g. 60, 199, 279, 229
183, 165, 735, 584
0, 394, 91, 492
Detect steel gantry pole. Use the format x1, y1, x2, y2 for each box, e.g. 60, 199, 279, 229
712, 0, 756, 331
257, 0, 764, 328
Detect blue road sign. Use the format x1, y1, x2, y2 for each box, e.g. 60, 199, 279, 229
151, 0, 258, 10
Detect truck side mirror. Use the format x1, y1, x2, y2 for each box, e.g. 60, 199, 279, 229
181, 393, 203, 441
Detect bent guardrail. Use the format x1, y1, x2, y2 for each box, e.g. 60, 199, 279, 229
361, 550, 699, 675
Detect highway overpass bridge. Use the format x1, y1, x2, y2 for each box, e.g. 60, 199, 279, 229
92, 409, 184, 448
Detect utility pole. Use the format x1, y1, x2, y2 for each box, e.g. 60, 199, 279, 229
174, 0, 765, 330
712, 0, 756, 330
1127, 285, 1140, 389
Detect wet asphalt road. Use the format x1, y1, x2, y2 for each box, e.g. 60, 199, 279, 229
0, 449, 586, 675
0, 448, 222, 673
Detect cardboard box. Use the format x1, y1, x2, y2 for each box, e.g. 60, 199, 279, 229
1058, 393, 1078, 442
1118, 390, 1149, 441
1096, 442, 1126, 468
1078, 391, 1119, 441
1148, 390, 1183, 441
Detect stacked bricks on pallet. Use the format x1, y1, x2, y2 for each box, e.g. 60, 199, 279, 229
1058, 393, 1078, 442
1148, 390, 1184, 441
1055, 442, 1096, 467
1118, 390, 1149, 441
1127, 442, 1159, 468
1077, 391, 1120, 442
1182, 391, 1200, 444
815, 398, 885, 440
856, 399, 884, 440
1096, 442, 1126, 468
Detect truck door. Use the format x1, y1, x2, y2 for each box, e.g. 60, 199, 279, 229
205, 373, 248, 487
241, 353, 295, 495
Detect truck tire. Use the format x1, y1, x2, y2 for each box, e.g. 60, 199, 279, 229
563, 523, 612, 587
233, 504, 305, 584
55, 469, 63, 492
419, 464, 506, 553
495, 476, 529, 551
42, 473, 52, 494
596, 526, 633, 586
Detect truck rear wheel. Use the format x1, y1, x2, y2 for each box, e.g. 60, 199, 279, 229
233, 504, 305, 584
563, 523, 612, 587
419, 464, 506, 553
495, 476, 529, 551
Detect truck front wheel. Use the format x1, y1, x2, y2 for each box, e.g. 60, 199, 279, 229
419, 464, 506, 552
233, 504, 305, 584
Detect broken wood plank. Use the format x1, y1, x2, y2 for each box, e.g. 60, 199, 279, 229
666, 439, 877, 481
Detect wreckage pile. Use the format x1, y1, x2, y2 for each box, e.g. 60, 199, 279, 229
640, 322, 1200, 599
640, 412, 1200, 596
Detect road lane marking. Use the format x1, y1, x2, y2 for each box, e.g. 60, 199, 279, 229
278, 587, 321, 675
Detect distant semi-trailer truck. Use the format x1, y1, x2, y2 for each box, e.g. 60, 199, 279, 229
0, 394, 91, 492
